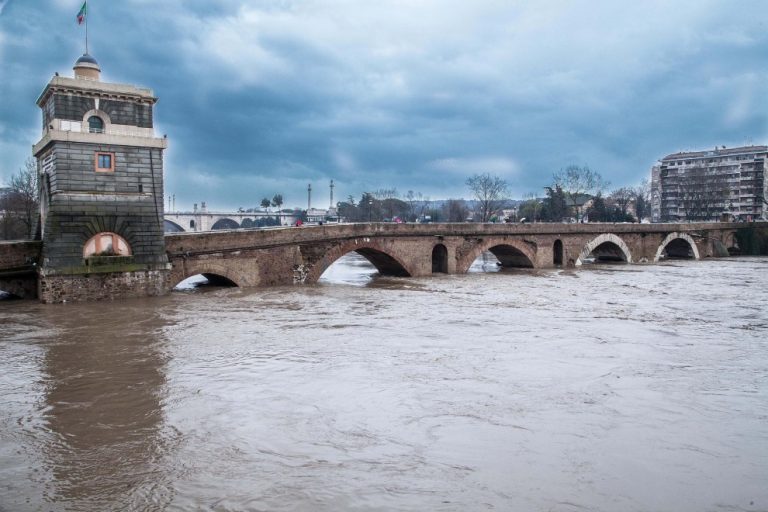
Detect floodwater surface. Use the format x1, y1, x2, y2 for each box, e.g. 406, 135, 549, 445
1, 256, 767, 512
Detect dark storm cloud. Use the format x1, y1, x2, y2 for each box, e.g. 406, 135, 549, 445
1, 0, 767, 209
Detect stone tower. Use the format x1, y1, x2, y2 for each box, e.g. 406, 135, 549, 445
33, 54, 170, 303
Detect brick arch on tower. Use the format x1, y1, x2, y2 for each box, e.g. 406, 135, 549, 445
304, 238, 415, 283
80, 217, 136, 252
456, 237, 537, 273
576, 233, 633, 265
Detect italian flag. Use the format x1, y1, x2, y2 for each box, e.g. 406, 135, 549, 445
76, 2, 86, 25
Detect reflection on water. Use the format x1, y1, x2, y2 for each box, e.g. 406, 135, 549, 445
1, 301, 177, 511
1, 257, 767, 511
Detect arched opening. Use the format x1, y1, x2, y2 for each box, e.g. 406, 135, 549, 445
489, 244, 534, 268
164, 220, 185, 233
432, 244, 448, 273
87, 115, 104, 133
318, 252, 379, 286
553, 239, 564, 266
190, 220, 196, 229
356, 248, 411, 277
577, 234, 632, 265
318, 246, 411, 285
240, 218, 255, 229
584, 242, 628, 263
654, 233, 700, 262
211, 218, 240, 230
174, 273, 238, 291
0, 289, 22, 301
83, 232, 131, 257
661, 238, 696, 259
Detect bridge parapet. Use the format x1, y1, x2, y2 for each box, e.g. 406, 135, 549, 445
165, 222, 740, 254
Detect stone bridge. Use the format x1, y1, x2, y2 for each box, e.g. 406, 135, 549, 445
0, 222, 742, 300
164, 222, 739, 289
164, 211, 299, 232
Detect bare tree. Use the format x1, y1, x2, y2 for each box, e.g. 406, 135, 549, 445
610, 187, 634, 217
442, 199, 469, 222
677, 165, 728, 221
466, 173, 510, 222
633, 179, 651, 221
1, 158, 39, 239
552, 165, 609, 220
374, 188, 399, 220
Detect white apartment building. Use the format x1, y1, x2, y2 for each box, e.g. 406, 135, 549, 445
651, 145, 767, 222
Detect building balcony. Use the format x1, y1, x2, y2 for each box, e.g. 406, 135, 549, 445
34, 123, 168, 155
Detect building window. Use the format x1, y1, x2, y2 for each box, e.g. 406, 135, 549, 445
95, 152, 114, 172
83, 232, 131, 257
88, 115, 104, 133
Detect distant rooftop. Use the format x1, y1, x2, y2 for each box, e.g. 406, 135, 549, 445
662, 145, 768, 161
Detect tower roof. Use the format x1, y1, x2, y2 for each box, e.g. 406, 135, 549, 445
73, 53, 101, 80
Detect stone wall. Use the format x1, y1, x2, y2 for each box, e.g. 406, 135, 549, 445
100, 99, 153, 128
41, 95, 154, 128
40, 143, 166, 269
43, 94, 95, 127
0, 241, 41, 299
0, 240, 41, 268
38, 269, 170, 304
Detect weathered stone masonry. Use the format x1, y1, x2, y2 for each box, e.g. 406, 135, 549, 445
32, 54, 169, 303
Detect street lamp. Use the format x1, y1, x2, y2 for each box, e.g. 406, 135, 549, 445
368, 197, 373, 222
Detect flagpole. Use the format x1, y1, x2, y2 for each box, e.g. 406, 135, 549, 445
85, 0, 88, 54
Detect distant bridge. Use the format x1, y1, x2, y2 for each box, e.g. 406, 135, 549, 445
0, 222, 742, 299
164, 210, 300, 232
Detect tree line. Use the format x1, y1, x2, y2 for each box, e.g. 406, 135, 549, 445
1, 158, 657, 242
515, 165, 651, 223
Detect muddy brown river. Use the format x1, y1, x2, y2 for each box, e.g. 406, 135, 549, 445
1, 255, 767, 511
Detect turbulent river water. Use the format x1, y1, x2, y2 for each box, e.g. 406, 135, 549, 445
1, 255, 767, 512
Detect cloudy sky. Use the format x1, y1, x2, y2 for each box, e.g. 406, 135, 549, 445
1, 0, 766, 210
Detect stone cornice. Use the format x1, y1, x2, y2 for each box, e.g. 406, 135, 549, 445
36, 76, 157, 107
33, 129, 168, 155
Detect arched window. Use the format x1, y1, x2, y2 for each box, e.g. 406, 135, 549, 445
83, 232, 131, 257
190, 220, 196, 229
88, 115, 104, 133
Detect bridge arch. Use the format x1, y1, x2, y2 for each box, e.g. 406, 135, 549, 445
211, 218, 240, 230
0, 287, 24, 300
171, 262, 242, 289
576, 233, 632, 265
654, 232, 700, 262
307, 239, 414, 284
457, 238, 536, 273
164, 219, 185, 233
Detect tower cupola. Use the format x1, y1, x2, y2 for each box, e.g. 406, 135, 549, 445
73, 53, 100, 80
